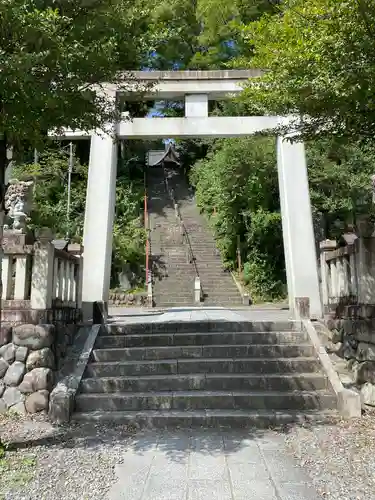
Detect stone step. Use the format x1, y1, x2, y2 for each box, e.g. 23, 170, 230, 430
96, 331, 306, 348
79, 373, 328, 394
75, 390, 335, 413
84, 357, 320, 377
73, 408, 338, 428
92, 344, 315, 362
105, 321, 300, 335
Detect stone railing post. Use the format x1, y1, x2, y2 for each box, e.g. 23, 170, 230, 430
194, 277, 201, 303
30, 231, 55, 310
68, 243, 83, 308
319, 239, 337, 308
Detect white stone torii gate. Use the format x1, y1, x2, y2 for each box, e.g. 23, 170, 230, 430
56, 70, 322, 317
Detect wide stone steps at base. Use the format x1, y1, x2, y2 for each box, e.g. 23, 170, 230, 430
84, 358, 320, 377
73, 409, 337, 428
79, 373, 329, 393
74, 320, 337, 428
95, 331, 306, 348
75, 390, 335, 412
91, 344, 315, 361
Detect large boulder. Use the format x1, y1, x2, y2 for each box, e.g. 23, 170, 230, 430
0, 358, 9, 378
13, 324, 54, 350
10, 402, 27, 415
0, 382, 4, 397
0, 325, 11, 347
354, 361, 375, 385
357, 342, 375, 362
15, 346, 28, 363
2, 387, 24, 408
25, 390, 49, 413
3, 361, 26, 386
0, 343, 16, 364
0, 399, 6, 414
361, 382, 375, 406
26, 348, 54, 371
18, 368, 53, 393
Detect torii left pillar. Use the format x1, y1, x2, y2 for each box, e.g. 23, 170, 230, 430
82, 127, 118, 319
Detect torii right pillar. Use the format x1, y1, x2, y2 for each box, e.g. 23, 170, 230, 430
277, 136, 322, 318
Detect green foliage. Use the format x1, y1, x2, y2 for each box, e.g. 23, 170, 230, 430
189, 133, 375, 301
12, 148, 87, 240
148, 0, 279, 69
190, 136, 285, 300
0, 0, 154, 148
306, 138, 375, 239
239, 0, 375, 140
13, 144, 148, 287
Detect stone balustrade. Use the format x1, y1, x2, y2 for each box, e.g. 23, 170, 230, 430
320, 236, 375, 314
1, 231, 83, 324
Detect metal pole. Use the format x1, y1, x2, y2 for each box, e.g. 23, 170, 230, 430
66, 142, 73, 238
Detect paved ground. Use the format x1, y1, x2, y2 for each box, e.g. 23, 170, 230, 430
108, 429, 322, 500
108, 305, 292, 325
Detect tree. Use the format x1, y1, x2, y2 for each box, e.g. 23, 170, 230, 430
147, 0, 279, 69
238, 0, 375, 141
0, 0, 152, 170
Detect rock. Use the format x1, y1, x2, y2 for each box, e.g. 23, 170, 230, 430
10, 402, 26, 415
3, 361, 26, 386
15, 346, 28, 363
2, 387, 24, 408
331, 328, 343, 344
0, 325, 11, 347
361, 382, 375, 406
354, 361, 375, 385
26, 347, 54, 371
18, 368, 53, 393
13, 324, 54, 350
0, 382, 4, 397
0, 343, 16, 364
357, 342, 375, 362
25, 390, 49, 413
0, 358, 9, 378
0, 399, 6, 414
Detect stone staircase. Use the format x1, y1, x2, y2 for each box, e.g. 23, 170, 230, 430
148, 166, 243, 307
148, 167, 196, 307
73, 320, 337, 427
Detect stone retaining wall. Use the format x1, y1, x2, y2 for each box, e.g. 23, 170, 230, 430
108, 292, 148, 307
325, 310, 375, 406
0, 322, 79, 415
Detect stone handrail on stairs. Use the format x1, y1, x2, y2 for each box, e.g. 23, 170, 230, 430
164, 176, 203, 303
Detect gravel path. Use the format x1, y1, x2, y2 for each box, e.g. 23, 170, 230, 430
2, 412, 375, 499
285, 410, 375, 500
0, 414, 135, 500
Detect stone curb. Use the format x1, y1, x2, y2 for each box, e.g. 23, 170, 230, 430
302, 319, 361, 418
48, 324, 101, 423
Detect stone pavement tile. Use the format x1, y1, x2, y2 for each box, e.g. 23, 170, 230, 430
187, 479, 232, 500
143, 476, 188, 500
116, 453, 155, 477
189, 453, 227, 480
227, 461, 269, 482
107, 467, 148, 500
256, 432, 288, 450
231, 479, 277, 500
261, 449, 310, 484
191, 431, 224, 455
276, 482, 323, 500
223, 437, 263, 463
149, 459, 189, 480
